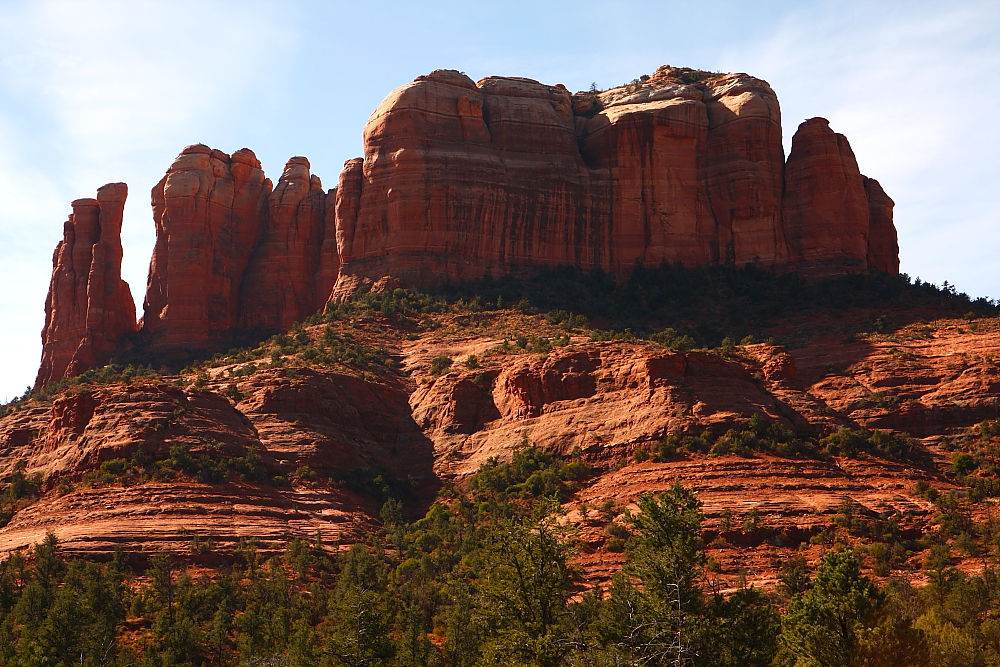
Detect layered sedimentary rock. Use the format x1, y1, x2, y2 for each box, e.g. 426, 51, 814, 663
35, 184, 136, 387
10, 307, 998, 583
37, 66, 900, 383
239, 157, 330, 330
702, 73, 787, 265
782, 117, 871, 275
142, 145, 272, 349
864, 176, 899, 274
333, 70, 609, 295
332, 67, 898, 298
141, 147, 342, 349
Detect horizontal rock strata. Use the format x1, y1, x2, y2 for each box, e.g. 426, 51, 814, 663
36, 65, 899, 383
332, 66, 897, 297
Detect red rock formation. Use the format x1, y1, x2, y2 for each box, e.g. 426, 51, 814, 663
333, 70, 613, 297
36, 66, 900, 380
35, 184, 136, 387
332, 69, 897, 299
782, 117, 871, 274
142, 145, 271, 349
702, 73, 787, 265
864, 176, 899, 274
239, 157, 328, 330
576, 74, 709, 271
314, 171, 348, 312
14, 309, 996, 574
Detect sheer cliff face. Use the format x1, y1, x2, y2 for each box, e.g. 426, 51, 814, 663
35, 184, 136, 388
143, 145, 271, 348
332, 67, 897, 297
863, 176, 899, 275
334, 71, 611, 295
239, 156, 330, 331
141, 146, 338, 349
782, 117, 871, 275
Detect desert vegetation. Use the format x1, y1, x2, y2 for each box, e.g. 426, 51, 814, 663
2, 449, 1000, 666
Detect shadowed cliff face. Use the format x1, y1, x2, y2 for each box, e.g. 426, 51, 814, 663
35, 65, 899, 386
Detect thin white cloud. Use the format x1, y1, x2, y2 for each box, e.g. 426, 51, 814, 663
726, 1, 1000, 299
0, 0, 296, 398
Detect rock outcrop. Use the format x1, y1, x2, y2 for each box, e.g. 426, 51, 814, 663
10, 306, 998, 587
782, 117, 871, 275
331, 67, 898, 298
35, 184, 136, 387
702, 73, 787, 265
864, 176, 899, 275
239, 157, 331, 331
37, 65, 900, 383
141, 147, 340, 351
142, 145, 272, 350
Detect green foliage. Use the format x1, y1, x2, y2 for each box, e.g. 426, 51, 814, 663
953, 452, 978, 476
82, 442, 267, 488
468, 445, 592, 507
3, 459, 1000, 667
626, 485, 706, 609
0, 461, 42, 528
438, 263, 998, 350
701, 586, 782, 667
6, 364, 161, 413
649, 327, 696, 352
782, 549, 884, 667
819, 428, 931, 465
474, 516, 579, 667
429, 355, 453, 375
326, 287, 448, 320
334, 466, 417, 505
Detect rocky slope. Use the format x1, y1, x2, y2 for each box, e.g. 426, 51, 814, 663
5, 300, 1000, 589
35, 65, 898, 387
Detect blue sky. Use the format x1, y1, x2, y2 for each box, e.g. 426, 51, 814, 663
1, 0, 997, 400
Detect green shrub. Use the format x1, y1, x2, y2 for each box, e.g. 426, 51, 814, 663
819, 428, 930, 465
429, 356, 453, 375
953, 452, 978, 476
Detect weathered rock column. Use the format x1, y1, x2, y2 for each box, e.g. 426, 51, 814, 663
36, 183, 137, 387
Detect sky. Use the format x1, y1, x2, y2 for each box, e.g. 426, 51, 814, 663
0, 0, 997, 400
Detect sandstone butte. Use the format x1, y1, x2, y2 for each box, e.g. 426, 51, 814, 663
33, 66, 897, 387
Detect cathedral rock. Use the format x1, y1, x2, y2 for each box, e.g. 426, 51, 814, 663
36, 65, 898, 386
332, 66, 896, 296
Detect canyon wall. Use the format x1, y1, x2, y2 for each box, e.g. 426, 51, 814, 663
36, 65, 899, 385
